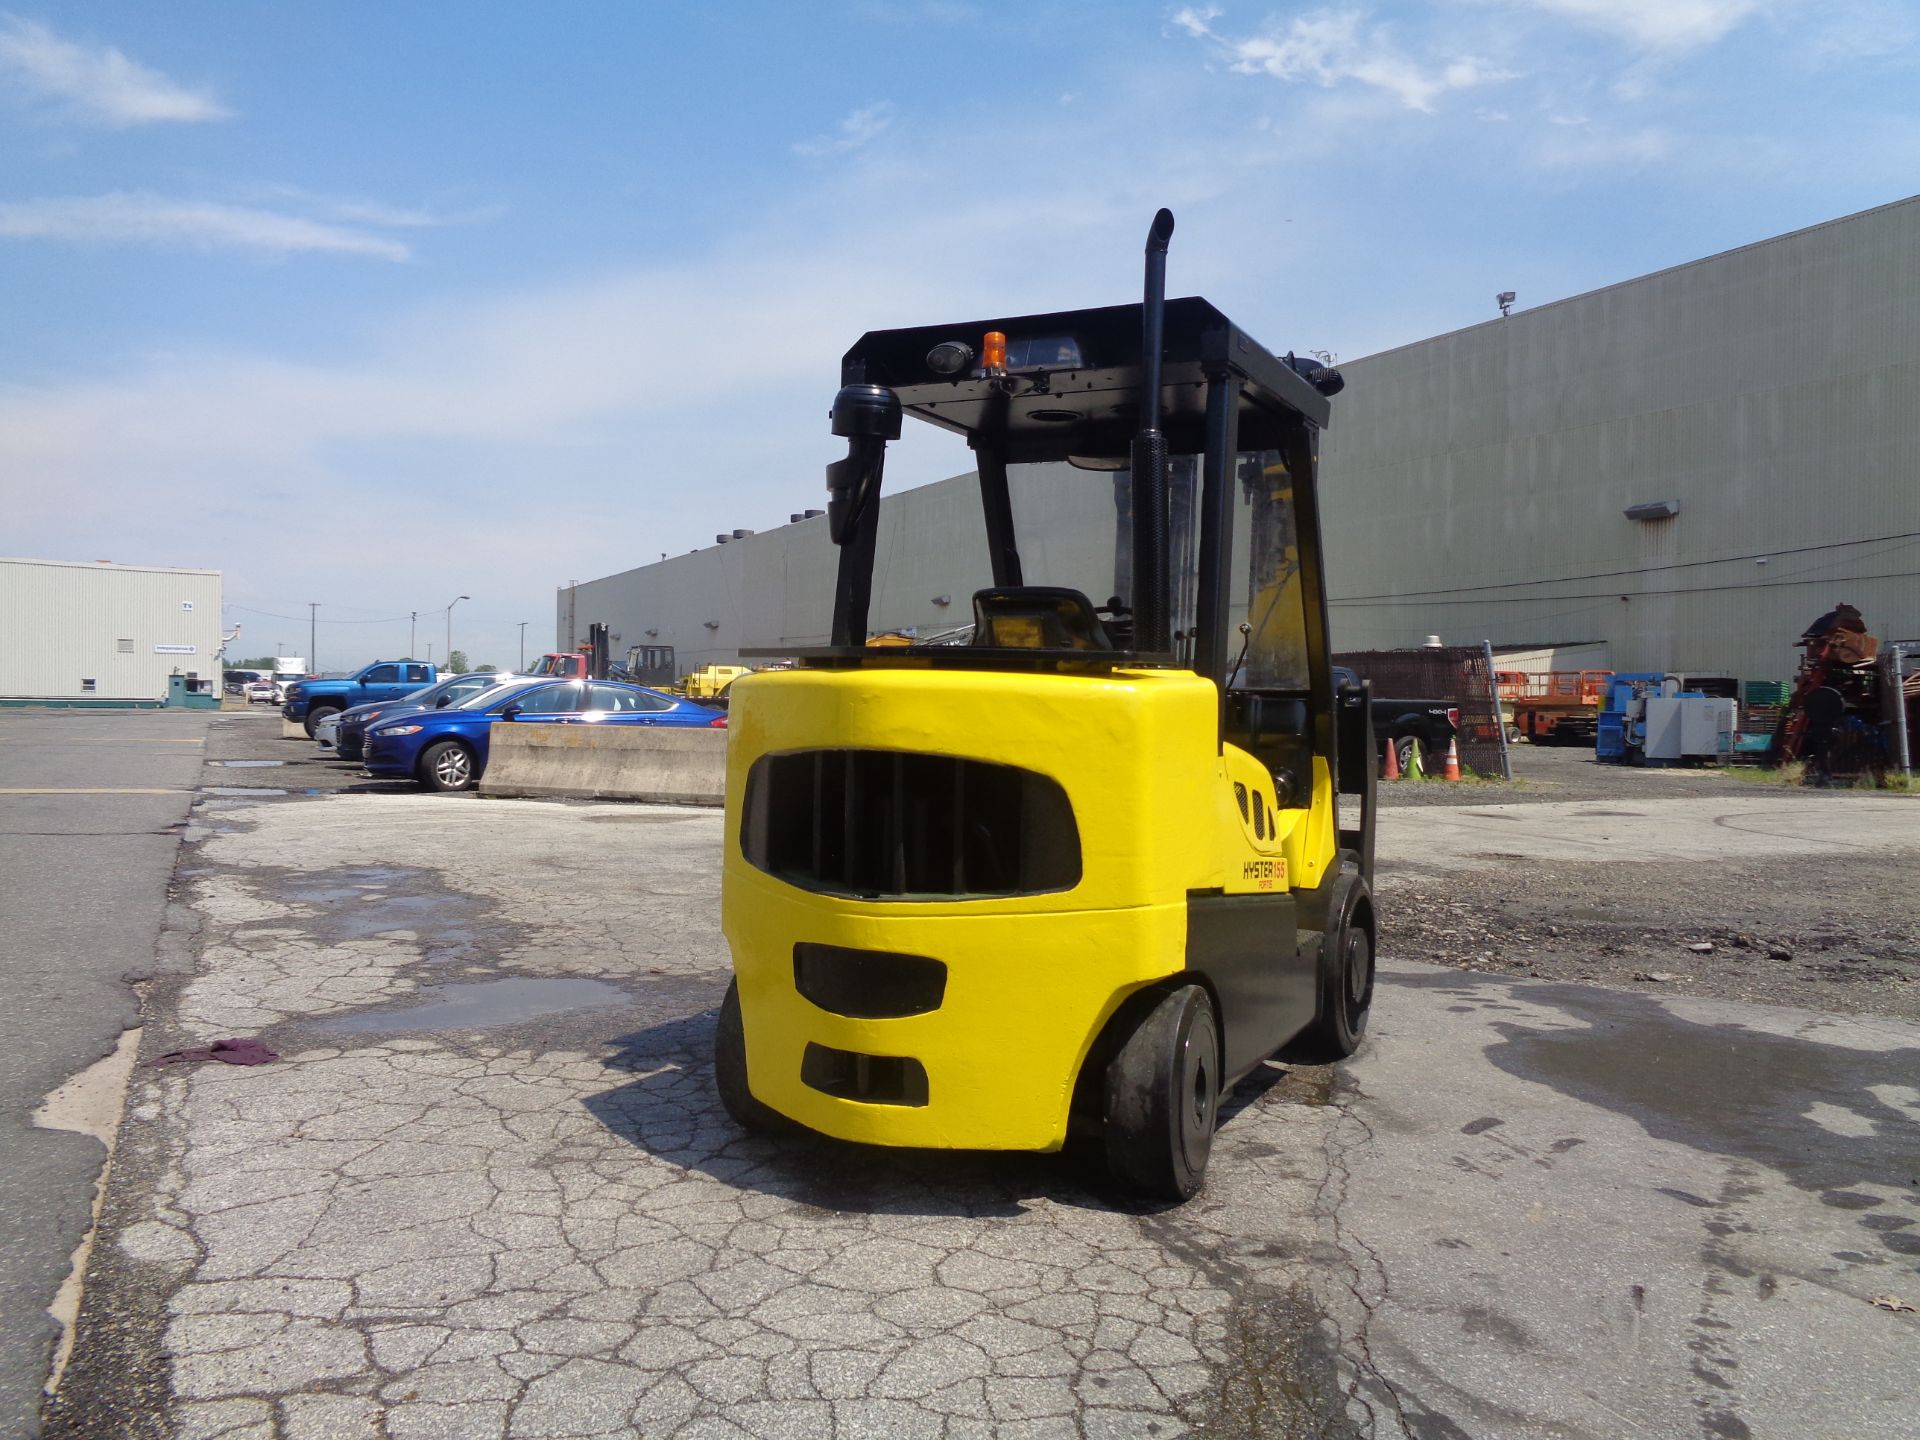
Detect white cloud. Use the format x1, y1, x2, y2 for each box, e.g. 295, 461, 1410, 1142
0, 15, 229, 126
1513, 1, 1768, 53
793, 101, 896, 157
0, 192, 411, 260
249, 183, 504, 230
1177, 7, 1513, 112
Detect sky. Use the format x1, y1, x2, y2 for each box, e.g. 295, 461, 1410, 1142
1, 1, 1915, 671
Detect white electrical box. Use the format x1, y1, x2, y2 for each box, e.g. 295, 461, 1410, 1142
1682, 697, 1738, 758
1643, 697, 1686, 760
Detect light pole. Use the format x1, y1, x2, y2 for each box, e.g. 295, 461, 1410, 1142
518, 622, 528, 670
446, 595, 470, 671
410, 611, 417, 658
308, 603, 318, 672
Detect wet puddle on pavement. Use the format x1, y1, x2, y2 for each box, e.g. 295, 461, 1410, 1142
203, 786, 289, 797
210, 759, 285, 768
282, 868, 491, 962
319, 977, 628, 1034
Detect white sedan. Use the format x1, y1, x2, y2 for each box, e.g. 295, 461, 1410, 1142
312, 711, 341, 748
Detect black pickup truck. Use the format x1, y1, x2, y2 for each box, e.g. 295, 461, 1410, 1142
1334, 666, 1460, 776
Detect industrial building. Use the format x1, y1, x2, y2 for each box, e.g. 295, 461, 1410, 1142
560, 195, 1920, 683
1, 557, 225, 704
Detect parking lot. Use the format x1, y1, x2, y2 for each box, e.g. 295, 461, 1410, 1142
21, 712, 1920, 1438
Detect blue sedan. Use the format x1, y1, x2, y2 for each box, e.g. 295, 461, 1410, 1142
330, 671, 528, 762
363, 679, 726, 792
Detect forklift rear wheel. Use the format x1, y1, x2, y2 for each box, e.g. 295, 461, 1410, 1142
714, 980, 789, 1134
1103, 985, 1219, 1201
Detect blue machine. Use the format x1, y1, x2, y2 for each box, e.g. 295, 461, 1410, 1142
1597, 673, 1661, 762
1596, 674, 1724, 764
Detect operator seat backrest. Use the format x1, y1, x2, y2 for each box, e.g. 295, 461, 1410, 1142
970, 588, 1114, 651
1224, 689, 1313, 810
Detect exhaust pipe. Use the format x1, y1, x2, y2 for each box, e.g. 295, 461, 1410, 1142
1130, 208, 1175, 655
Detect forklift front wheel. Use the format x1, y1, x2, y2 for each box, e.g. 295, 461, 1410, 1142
714, 980, 791, 1135
1285, 909, 1375, 1064
1103, 985, 1220, 1202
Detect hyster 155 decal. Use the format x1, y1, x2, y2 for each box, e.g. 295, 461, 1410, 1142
1241, 858, 1286, 890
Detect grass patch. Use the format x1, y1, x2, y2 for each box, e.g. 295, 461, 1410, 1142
1725, 762, 1920, 793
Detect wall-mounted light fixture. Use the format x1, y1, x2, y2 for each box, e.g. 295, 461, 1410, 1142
931, 594, 952, 607
703, 620, 719, 630
645, 627, 659, 638
1624, 499, 1680, 521
1497, 290, 1516, 317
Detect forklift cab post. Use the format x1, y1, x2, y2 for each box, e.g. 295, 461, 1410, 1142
718, 210, 1378, 1199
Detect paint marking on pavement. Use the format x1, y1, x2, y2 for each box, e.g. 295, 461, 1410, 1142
0, 787, 190, 795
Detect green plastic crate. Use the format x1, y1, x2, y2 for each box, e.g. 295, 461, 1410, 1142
1743, 679, 1791, 706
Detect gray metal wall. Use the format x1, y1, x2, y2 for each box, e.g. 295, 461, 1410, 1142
561, 463, 1131, 670
1317, 194, 1920, 682
1, 558, 225, 699
562, 196, 1920, 685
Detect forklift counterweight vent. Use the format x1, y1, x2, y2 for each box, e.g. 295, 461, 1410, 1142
801, 1044, 930, 1107
794, 943, 948, 1019
740, 750, 1080, 900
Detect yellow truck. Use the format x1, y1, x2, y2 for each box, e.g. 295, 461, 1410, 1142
673, 664, 751, 704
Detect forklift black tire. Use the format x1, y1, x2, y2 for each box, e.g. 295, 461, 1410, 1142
714, 980, 789, 1134
1103, 984, 1219, 1202
304, 705, 340, 739
1284, 912, 1375, 1064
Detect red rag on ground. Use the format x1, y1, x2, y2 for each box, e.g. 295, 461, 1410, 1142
146, 1038, 278, 1067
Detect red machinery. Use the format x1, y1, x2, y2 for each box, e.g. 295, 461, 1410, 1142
530, 622, 611, 681
1766, 603, 1887, 779
1497, 668, 1614, 745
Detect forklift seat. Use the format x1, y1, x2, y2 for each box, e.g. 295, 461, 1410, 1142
971, 588, 1114, 651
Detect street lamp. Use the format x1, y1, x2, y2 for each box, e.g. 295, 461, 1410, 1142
446, 595, 470, 671
518, 622, 528, 670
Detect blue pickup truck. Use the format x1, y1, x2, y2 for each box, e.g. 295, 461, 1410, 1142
283, 660, 439, 737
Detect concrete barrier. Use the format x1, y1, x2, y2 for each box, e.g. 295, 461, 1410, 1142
480, 723, 727, 805
280, 716, 307, 740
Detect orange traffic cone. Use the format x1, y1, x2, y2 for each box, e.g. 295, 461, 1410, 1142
1443, 736, 1462, 781
1383, 737, 1401, 780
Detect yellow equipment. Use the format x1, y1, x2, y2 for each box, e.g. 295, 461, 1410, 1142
717, 210, 1377, 1199
675, 663, 751, 702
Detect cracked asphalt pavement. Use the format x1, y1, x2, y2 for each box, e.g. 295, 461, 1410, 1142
34, 715, 1920, 1437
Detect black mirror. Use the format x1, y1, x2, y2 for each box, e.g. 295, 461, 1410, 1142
501, 704, 523, 720
436, 696, 452, 708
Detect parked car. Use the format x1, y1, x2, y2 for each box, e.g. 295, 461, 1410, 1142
283, 659, 439, 738
363, 679, 726, 792
244, 679, 280, 705
328, 671, 527, 761
225, 669, 267, 696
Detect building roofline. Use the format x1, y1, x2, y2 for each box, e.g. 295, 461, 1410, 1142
1, 556, 221, 577
1346, 192, 1920, 367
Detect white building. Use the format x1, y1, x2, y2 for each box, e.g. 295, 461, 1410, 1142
1, 557, 225, 703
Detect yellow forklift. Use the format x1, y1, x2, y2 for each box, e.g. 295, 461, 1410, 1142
717, 210, 1377, 1199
